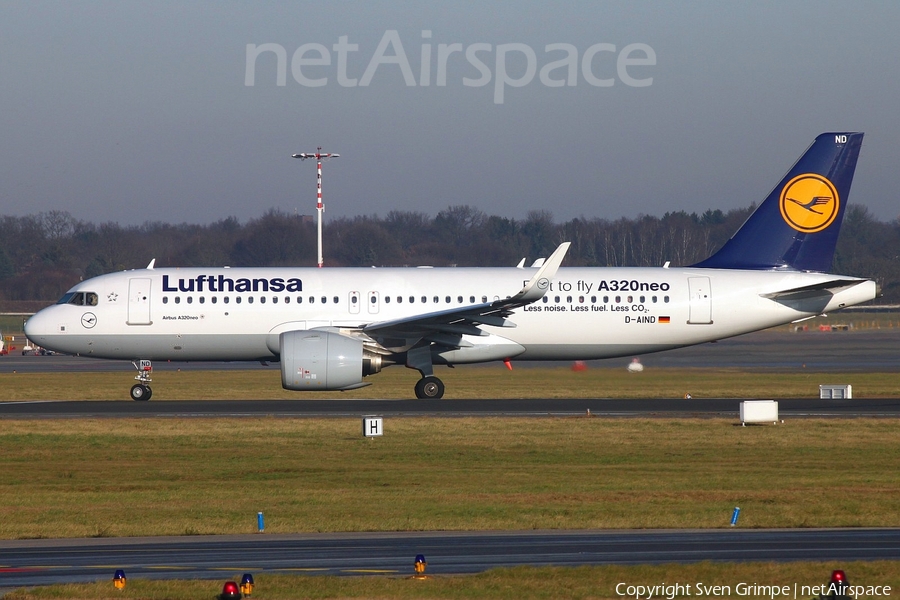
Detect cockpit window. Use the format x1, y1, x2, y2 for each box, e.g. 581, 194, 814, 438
58, 292, 99, 306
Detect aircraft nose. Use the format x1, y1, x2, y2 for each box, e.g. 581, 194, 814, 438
24, 307, 56, 339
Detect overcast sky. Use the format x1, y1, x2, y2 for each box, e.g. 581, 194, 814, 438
1, 1, 898, 226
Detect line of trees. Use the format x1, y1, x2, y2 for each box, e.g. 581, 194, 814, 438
1, 204, 898, 310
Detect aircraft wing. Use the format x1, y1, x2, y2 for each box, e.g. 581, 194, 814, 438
362, 242, 570, 351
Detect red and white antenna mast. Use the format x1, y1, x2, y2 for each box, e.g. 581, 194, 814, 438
292, 147, 340, 267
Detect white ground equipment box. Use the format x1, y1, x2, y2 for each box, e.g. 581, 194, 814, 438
739, 400, 778, 425
819, 384, 852, 399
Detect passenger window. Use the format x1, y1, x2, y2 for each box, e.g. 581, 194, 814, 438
445, 296, 451, 303
615, 296, 621, 303
652, 296, 657, 303
457, 296, 463, 303
469, 296, 475, 303
603, 296, 609, 303
199, 297, 205, 304
385, 296, 391, 304
482, 296, 487, 303
187, 297, 193, 304
212, 297, 217, 304
236, 297, 242, 304
321, 296, 326, 304
260, 297, 265, 304
284, 297, 290, 304
567, 296, 572, 303
397, 296, 402, 303
627, 296, 632, 303
591, 296, 596, 303
175, 297, 181, 304
163, 297, 169, 304
310, 297, 315, 304
640, 296, 645, 303
409, 296, 415, 303
433, 296, 439, 303
248, 297, 253, 304
554, 296, 560, 303
224, 297, 230, 304
664, 296, 670, 303
421, 296, 427, 303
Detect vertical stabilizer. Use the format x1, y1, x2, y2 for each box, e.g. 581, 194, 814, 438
693, 132, 863, 272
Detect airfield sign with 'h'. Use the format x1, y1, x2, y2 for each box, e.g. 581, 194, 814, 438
363, 416, 383, 437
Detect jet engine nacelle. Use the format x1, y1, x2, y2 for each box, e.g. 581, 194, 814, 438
280, 330, 380, 391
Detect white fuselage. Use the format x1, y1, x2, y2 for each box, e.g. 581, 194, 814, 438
25, 265, 878, 364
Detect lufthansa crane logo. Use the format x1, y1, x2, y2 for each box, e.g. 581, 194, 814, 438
779, 173, 840, 233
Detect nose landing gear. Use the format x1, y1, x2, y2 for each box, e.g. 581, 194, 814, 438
130, 360, 153, 401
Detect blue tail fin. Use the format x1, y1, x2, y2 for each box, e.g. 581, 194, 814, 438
693, 132, 864, 272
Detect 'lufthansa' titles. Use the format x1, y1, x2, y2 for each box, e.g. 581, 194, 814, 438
162, 275, 303, 293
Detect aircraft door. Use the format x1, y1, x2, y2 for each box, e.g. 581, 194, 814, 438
127, 278, 153, 326
349, 291, 360, 314
687, 276, 712, 324
367, 291, 380, 314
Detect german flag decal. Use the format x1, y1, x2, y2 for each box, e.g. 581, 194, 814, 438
659, 316, 671, 323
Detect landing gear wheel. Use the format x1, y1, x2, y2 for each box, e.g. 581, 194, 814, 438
130, 384, 151, 401
415, 376, 445, 399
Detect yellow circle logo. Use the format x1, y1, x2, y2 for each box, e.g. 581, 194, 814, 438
779, 173, 840, 233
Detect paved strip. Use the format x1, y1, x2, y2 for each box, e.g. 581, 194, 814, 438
1, 529, 898, 587
2, 397, 900, 419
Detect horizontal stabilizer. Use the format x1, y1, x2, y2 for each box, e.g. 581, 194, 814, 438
760, 279, 866, 300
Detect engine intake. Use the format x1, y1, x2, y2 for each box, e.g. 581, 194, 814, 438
280, 330, 380, 391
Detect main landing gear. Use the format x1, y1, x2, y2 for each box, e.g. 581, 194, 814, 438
414, 376, 445, 399
407, 345, 445, 399
130, 360, 153, 401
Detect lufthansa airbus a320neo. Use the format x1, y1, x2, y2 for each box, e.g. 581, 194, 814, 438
25, 133, 877, 400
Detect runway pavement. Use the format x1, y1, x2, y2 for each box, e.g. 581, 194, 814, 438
2, 528, 899, 588
2, 397, 900, 418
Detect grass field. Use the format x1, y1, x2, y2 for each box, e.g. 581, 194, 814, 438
3, 366, 900, 400
2, 417, 898, 539
3, 333, 899, 599
6, 561, 898, 600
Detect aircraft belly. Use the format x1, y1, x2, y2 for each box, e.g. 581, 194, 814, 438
56, 334, 274, 361
516, 344, 682, 361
